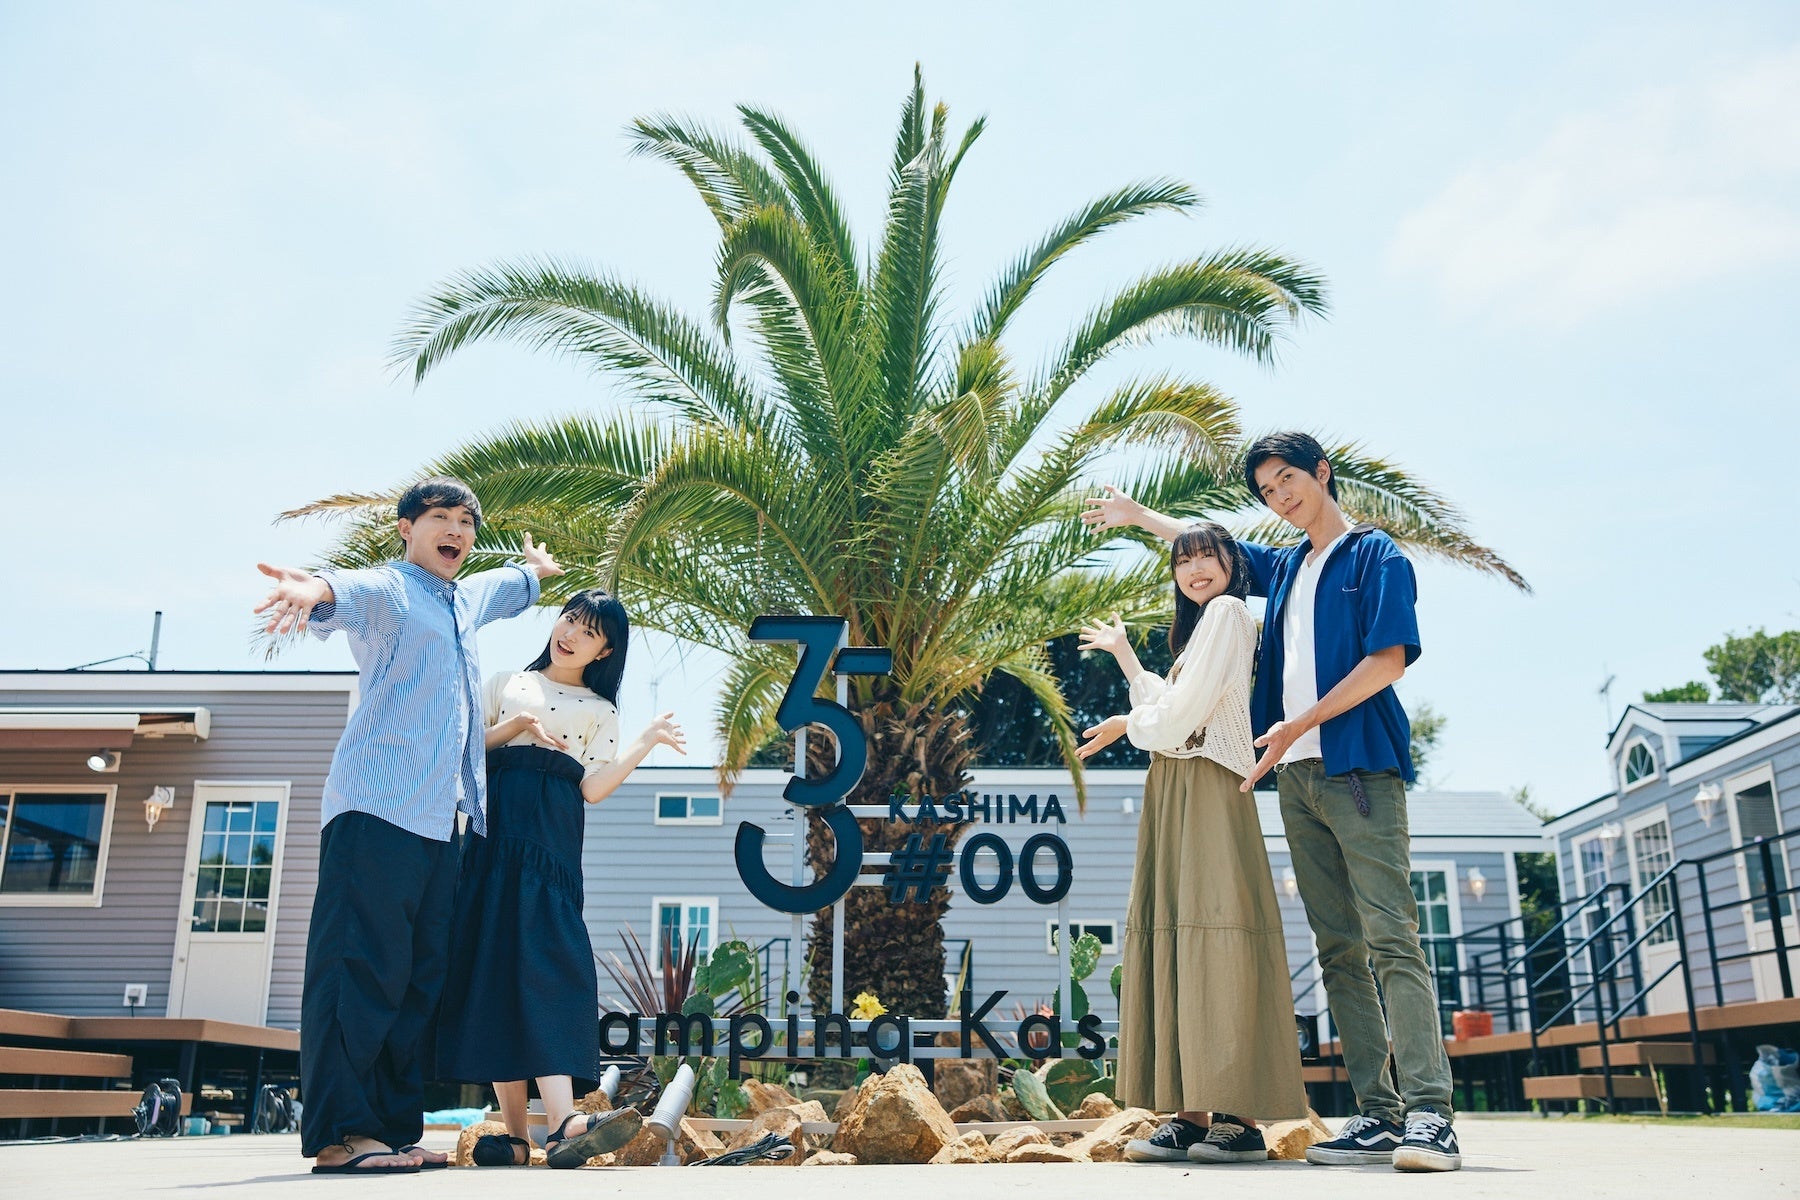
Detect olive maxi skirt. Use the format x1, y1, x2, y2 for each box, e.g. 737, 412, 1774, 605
1114, 754, 1307, 1118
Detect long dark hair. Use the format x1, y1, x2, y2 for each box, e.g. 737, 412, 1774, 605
526, 589, 629, 704
1168, 522, 1251, 657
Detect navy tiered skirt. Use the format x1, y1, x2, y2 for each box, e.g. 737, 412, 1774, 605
434, 744, 600, 1085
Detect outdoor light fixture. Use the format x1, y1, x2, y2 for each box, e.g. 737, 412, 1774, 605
1282, 867, 1299, 899
1693, 782, 1723, 828
1598, 822, 1624, 857
647, 1062, 696, 1165
86, 750, 121, 773
1122, 795, 1136, 815
1467, 866, 1488, 902
144, 786, 176, 833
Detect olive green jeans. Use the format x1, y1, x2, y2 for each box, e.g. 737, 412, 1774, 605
1277, 758, 1454, 1120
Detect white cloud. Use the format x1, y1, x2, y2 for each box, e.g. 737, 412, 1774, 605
1389, 46, 1800, 325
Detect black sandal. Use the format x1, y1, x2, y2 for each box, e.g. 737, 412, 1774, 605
311, 1143, 423, 1175
471, 1133, 531, 1167
544, 1107, 644, 1169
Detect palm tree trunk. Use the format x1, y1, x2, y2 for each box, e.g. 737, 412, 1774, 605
803, 695, 975, 1020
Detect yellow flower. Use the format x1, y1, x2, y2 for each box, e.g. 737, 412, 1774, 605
849, 991, 887, 1020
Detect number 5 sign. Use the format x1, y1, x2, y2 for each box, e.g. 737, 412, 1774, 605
733, 616, 893, 914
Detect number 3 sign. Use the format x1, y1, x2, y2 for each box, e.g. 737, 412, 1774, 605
733, 616, 893, 914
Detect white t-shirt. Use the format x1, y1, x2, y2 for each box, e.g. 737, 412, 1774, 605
1280, 531, 1349, 764
483, 670, 620, 777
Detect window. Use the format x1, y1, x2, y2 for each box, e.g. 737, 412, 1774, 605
1623, 741, 1657, 787
1046, 920, 1119, 956
1576, 835, 1610, 898
1628, 817, 1676, 946
0, 790, 113, 904
1411, 868, 1461, 1033
1732, 782, 1792, 922
193, 798, 280, 933
1677, 736, 1724, 761
654, 794, 723, 826
652, 897, 717, 967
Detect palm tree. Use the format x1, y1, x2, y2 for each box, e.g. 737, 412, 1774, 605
289, 68, 1525, 1018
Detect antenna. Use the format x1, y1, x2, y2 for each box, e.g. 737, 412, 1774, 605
70, 611, 164, 671
1597, 669, 1617, 728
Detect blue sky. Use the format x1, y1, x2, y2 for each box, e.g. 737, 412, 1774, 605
2, 2, 1795, 813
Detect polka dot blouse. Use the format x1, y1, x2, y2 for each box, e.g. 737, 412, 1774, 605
483, 670, 620, 776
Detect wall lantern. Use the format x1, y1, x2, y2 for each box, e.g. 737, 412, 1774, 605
144, 786, 176, 833
1282, 866, 1299, 899
1598, 822, 1624, 859
1466, 866, 1488, 902
86, 750, 121, 773
1693, 782, 1723, 828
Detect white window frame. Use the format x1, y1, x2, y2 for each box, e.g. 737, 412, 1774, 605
1410, 859, 1465, 1030
1572, 830, 1612, 900
1045, 919, 1120, 957
650, 895, 719, 968
1620, 737, 1659, 792
1622, 806, 1677, 947
0, 783, 118, 908
1724, 764, 1791, 928
652, 792, 724, 827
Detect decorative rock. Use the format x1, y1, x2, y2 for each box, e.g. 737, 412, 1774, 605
929, 1131, 992, 1164
801, 1088, 847, 1113
833, 1085, 862, 1121
1070, 1092, 1120, 1120
1006, 1142, 1089, 1163
831, 1063, 960, 1165
999, 1090, 1029, 1121
741, 1078, 804, 1115
947, 1094, 1007, 1123
1264, 1110, 1334, 1161
933, 1057, 998, 1111
987, 1125, 1049, 1157
723, 1100, 829, 1166
802, 1151, 859, 1166
1067, 1106, 1159, 1163
606, 1116, 725, 1167
573, 1088, 614, 1114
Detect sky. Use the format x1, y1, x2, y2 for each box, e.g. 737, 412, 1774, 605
2, 2, 1796, 814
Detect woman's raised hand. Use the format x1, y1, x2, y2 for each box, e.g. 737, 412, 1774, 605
1078, 613, 1131, 657
644, 713, 687, 756
1076, 714, 1129, 760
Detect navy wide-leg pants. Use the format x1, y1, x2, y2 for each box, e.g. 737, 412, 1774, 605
299, 811, 458, 1157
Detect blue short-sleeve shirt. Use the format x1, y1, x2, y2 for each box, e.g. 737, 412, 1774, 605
1240, 525, 1421, 781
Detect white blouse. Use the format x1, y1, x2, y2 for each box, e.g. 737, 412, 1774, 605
1124, 595, 1258, 779
483, 670, 620, 777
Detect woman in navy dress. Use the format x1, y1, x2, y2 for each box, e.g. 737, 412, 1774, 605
435, 589, 686, 1167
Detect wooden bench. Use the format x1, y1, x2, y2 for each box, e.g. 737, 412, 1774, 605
0, 1046, 133, 1079
0, 1090, 193, 1120
1522, 1074, 1659, 1101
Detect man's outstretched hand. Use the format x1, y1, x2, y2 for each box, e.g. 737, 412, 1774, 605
520, 533, 565, 580
254, 563, 332, 635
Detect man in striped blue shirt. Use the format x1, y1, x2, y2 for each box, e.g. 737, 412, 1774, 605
256, 476, 562, 1175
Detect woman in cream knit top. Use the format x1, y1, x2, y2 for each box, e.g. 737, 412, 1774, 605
1123, 595, 1257, 777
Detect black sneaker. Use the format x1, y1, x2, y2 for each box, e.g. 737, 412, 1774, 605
1124, 1118, 1207, 1162
1305, 1113, 1404, 1165
1187, 1114, 1268, 1163
1392, 1106, 1460, 1172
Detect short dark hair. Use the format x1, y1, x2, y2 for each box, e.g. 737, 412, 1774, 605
1168, 521, 1251, 657
397, 476, 482, 528
1243, 431, 1337, 505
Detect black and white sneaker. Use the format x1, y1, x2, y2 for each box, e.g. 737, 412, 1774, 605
1305, 1113, 1404, 1165
1187, 1115, 1268, 1163
1124, 1118, 1207, 1162
1392, 1106, 1461, 1172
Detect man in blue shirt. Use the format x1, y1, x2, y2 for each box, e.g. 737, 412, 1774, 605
255, 476, 560, 1175
1084, 432, 1460, 1172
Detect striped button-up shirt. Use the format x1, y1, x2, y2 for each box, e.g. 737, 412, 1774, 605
309, 560, 540, 840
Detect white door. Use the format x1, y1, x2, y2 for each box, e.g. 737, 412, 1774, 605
167, 782, 290, 1024
1624, 810, 1686, 1015
1728, 777, 1800, 1002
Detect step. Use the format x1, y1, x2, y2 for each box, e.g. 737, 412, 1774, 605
1523, 1074, 1660, 1101
0, 1089, 194, 1119
1578, 1041, 1715, 1070
0, 1047, 133, 1078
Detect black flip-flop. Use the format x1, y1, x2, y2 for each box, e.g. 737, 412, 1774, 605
545, 1108, 643, 1169
396, 1145, 449, 1170
311, 1150, 422, 1175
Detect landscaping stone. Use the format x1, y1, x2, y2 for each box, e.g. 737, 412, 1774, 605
831, 1063, 960, 1164
1265, 1110, 1334, 1161
999, 1090, 1029, 1121
947, 1093, 1007, 1123
573, 1088, 614, 1114
1070, 1092, 1120, 1119
932, 1057, 998, 1111
988, 1125, 1049, 1157
723, 1100, 829, 1166
1006, 1142, 1090, 1163
802, 1151, 859, 1166
801, 1088, 846, 1113
928, 1131, 993, 1164
604, 1116, 724, 1167
1067, 1106, 1159, 1163
740, 1078, 803, 1115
